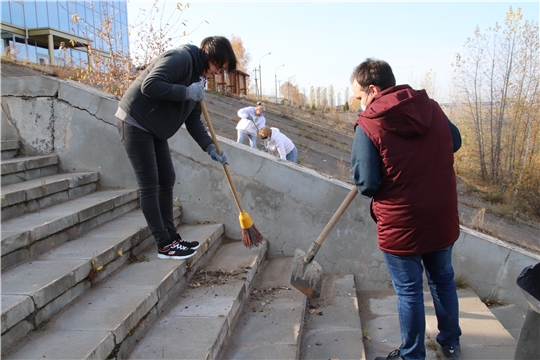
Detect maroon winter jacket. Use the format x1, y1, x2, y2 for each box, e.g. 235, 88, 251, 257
356, 85, 460, 255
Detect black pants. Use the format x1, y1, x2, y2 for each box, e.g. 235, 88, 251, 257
117, 119, 177, 248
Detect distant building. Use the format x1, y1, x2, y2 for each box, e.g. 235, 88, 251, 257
1, 0, 129, 66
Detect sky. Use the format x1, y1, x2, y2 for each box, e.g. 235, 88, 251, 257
126, 1, 539, 103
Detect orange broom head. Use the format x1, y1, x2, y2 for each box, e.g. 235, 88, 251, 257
238, 211, 253, 229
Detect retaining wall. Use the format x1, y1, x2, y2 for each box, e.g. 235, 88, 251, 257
2, 75, 538, 311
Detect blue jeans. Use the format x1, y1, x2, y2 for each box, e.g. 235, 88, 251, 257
237, 130, 257, 149
117, 119, 178, 248
383, 245, 461, 360
286, 146, 298, 163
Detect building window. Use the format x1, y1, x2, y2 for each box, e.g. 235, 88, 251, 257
2, 0, 129, 66
58, 1, 69, 31
23, 0, 37, 28
36, 1, 48, 28
10, 1, 25, 27
1, 1, 11, 23
47, 0, 59, 29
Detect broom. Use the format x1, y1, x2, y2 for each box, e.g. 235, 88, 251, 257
200, 100, 264, 248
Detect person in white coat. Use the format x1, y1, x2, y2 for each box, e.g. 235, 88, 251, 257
259, 126, 298, 163
236, 102, 266, 149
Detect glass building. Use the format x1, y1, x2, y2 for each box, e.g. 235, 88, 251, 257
1, 0, 129, 66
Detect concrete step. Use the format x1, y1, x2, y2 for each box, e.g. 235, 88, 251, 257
223, 256, 306, 359
1, 154, 59, 185
489, 303, 526, 341
1, 188, 139, 271
300, 274, 366, 359
0, 207, 180, 354
1, 140, 20, 160
2, 223, 226, 359
1, 171, 100, 220
127, 239, 269, 359
358, 288, 518, 359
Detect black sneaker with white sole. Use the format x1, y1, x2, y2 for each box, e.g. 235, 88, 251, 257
157, 241, 196, 260
441, 344, 460, 359
171, 234, 200, 250
374, 349, 404, 360
178, 237, 200, 250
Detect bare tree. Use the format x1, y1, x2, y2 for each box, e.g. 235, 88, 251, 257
321, 87, 328, 112
280, 78, 300, 106
453, 7, 539, 200
328, 85, 335, 111
67, 1, 206, 97
419, 68, 439, 101
309, 86, 316, 109
129, 1, 206, 68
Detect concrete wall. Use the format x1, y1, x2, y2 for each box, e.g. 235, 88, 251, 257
2, 75, 539, 311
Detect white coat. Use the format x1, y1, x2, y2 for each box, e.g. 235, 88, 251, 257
236, 106, 266, 136
264, 127, 295, 160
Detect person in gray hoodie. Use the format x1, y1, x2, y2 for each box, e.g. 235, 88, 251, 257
115, 36, 237, 260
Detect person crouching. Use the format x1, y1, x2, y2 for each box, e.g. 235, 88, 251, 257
258, 126, 298, 163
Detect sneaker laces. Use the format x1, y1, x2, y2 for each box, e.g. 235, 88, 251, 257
170, 240, 189, 251
387, 349, 403, 360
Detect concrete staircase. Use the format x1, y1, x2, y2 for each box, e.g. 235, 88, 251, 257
0, 143, 232, 358
1, 144, 520, 359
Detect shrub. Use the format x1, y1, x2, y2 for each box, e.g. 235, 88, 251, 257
519, 167, 540, 217
481, 192, 505, 204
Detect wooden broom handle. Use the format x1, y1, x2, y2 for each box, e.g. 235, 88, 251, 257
200, 100, 244, 213
314, 186, 358, 246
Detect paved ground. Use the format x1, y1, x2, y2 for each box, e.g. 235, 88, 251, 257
2, 60, 538, 255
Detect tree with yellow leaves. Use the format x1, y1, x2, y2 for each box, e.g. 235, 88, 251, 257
452, 7, 539, 215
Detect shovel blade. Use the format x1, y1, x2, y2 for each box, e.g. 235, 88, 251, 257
290, 248, 324, 298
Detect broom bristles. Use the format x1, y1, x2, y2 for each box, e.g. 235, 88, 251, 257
241, 224, 264, 249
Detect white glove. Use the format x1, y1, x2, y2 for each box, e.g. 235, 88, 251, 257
186, 82, 205, 101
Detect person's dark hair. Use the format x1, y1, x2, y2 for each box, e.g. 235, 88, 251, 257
350, 58, 396, 91
200, 36, 237, 73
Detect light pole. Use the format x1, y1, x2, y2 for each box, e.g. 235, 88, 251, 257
274, 64, 285, 104
258, 52, 271, 100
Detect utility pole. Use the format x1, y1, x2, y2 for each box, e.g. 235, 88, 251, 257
253, 67, 259, 99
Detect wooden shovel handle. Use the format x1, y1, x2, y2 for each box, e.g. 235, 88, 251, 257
315, 186, 358, 246
200, 100, 244, 213
303, 186, 358, 263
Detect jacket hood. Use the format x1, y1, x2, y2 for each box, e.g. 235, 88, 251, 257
270, 127, 281, 138
359, 85, 433, 138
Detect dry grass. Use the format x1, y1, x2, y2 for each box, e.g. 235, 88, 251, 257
468, 207, 502, 237
1, 55, 75, 78
455, 275, 468, 289
337, 155, 350, 181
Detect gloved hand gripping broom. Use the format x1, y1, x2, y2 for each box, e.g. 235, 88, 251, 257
200, 100, 264, 248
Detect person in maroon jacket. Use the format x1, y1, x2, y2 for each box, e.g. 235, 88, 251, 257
350, 58, 462, 360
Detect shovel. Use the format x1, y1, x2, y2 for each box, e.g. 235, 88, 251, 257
290, 186, 358, 298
